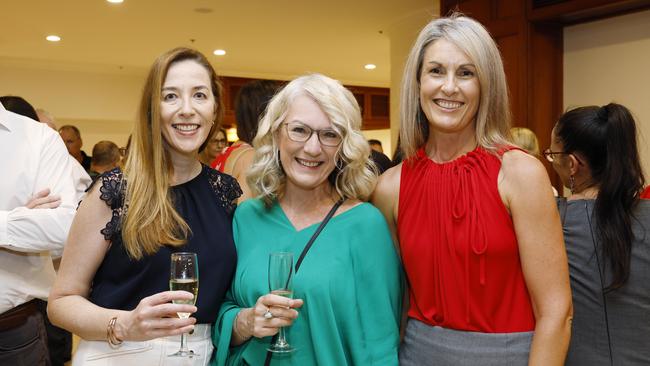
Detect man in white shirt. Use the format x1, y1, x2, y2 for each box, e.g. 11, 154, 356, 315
0, 102, 78, 364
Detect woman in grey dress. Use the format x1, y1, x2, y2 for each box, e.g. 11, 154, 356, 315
545, 103, 650, 365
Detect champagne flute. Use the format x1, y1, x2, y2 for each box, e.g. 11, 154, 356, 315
168, 252, 199, 357
267, 252, 295, 353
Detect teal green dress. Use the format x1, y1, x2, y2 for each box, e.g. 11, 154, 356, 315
212, 198, 402, 366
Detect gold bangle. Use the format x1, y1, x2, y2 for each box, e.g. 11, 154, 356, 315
107, 316, 123, 348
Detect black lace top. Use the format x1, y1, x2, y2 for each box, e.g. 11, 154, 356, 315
88, 165, 242, 323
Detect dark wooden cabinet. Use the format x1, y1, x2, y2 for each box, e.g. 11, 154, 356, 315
440, 0, 649, 192
220, 76, 390, 130
348, 86, 390, 130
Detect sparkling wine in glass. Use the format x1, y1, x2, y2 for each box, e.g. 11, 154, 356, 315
168, 252, 199, 357
267, 252, 295, 353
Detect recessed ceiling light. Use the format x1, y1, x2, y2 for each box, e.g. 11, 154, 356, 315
46, 35, 61, 42
194, 7, 213, 13
364, 64, 377, 70
107, 0, 124, 3
213, 49, 226, 56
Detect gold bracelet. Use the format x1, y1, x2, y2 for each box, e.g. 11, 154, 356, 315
107, 316, 123, 348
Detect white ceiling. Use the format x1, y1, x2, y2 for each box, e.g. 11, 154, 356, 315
1, 0, 435, 87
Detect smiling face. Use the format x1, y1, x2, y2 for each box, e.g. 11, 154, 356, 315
278, 94, 338, 193
419, 39, 480, 137
160, 59, 216, 160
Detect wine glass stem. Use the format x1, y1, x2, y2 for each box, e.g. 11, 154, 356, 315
277, 327, 288, 347
179, 332, 188, 353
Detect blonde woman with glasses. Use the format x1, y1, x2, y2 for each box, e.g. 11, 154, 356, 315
212, 73, 401, 366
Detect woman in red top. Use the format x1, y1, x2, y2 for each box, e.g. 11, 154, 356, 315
372, 14, 572, 365
211, 80, 277, 201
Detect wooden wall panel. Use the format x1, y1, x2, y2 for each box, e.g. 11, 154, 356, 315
496, 34, 525, 127
220, 77, 390, 130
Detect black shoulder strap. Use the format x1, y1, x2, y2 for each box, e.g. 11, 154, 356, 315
295, 198, 344, 273
264, 198, 344, 366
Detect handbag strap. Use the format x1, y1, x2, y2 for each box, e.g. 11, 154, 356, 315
264, 198, 344, 366
295, 198, 344, 273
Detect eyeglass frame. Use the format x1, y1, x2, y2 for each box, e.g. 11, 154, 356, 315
542, 148, 583, 165
213, 137, 228, 146
282, 122, 343, 147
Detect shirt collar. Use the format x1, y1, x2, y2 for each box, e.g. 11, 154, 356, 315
0, 102, 11, 131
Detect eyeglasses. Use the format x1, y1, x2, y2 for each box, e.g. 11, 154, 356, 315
283, 122, 342, 147
542, 148, 584, 165
214, 138, 227, 145
118, 147, 127, 157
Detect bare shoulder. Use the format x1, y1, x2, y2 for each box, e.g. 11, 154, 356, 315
374, 163, 402, 198
228, 144, 254, 178
371, 163, 401, 223
501, 149, 547, 180
499, 149, 554, 210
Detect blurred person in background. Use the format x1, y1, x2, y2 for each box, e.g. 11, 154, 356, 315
212, 80, 278, 201
511, 126, 558, 196
89, 141, 121, 181
59, 125, 92, 171
36, 108, 57, 130
200, 127, 228, 166
547, 103, 650, 364
368, 138, 384, 153
368, 140, 393, 174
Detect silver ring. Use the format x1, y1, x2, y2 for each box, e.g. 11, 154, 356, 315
264, 309, 273, 319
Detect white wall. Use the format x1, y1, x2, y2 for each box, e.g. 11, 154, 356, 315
0, 59, 143, 149
564, 10, 650, 181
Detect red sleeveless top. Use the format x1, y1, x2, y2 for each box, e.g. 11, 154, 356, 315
210, 143, 244, 172
398, 147, 535, 333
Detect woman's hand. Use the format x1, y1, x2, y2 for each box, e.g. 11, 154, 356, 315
235, 294, 303, 341
114, 291, 197, 342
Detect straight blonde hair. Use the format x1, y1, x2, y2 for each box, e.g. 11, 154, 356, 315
122, 47, 223, 259
400, 14, 511, 159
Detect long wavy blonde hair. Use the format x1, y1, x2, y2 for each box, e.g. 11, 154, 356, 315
121, 47, 224, 259
247, 73, 376, 207
400, 14, 511, 159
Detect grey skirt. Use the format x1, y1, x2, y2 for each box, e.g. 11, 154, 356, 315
399, 318, 533, 366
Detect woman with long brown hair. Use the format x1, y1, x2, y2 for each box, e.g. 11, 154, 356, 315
48, 47, 241, 365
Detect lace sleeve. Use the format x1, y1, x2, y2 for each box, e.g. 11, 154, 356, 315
96, 168, 126, 241
206, 168, 242, 216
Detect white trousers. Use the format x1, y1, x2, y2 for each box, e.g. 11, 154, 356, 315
72, 324, 213, 366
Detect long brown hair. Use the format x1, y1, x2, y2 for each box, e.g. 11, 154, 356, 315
122, 47, 224, 259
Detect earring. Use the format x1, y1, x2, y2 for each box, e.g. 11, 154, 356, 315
569, 175, 576, 194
